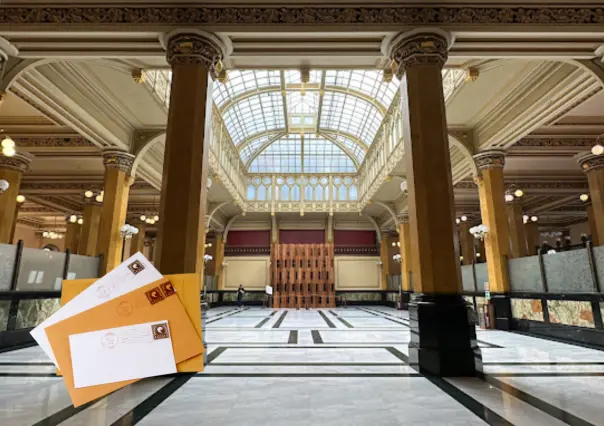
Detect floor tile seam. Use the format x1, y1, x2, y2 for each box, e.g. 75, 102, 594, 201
477, 373, 596, 426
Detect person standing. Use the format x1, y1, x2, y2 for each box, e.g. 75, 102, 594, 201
237, 284, 245, 309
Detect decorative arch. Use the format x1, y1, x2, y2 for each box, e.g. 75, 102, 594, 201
206, 201, 231, 232
364, 215, 382, 243
223, 214, 240, 243
569, 59, 604, 89
130, 131, 166, 179
375, 201, 400, 231
448, 132, 479, 177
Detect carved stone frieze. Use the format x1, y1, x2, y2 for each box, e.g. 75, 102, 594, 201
515, 138, 594, 147
0, 151, 33, 172
473, 149, 506, 171
14, 137, 95, 148
389, 32, 449, 77
102, 148, 134, 174
165, 33, 223, 77
1, 7, 604, 26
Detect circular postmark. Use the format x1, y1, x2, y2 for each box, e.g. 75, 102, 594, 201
101, 332, 118, 349
96, 285, 110, 299
116, 301, 134, 317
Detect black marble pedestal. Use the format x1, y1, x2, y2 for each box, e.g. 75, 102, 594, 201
490, 294, 513, 330
408, 293, 482, 376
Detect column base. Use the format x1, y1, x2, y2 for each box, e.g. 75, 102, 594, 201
408, 293, 482, 376
398, 292, 412, 310
490, 294, 513, 330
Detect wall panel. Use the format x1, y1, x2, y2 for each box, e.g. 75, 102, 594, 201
335, 256, 381, 290
223, 256, 269, 289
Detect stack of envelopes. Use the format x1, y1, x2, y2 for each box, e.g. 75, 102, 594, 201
30, 252, 204, 407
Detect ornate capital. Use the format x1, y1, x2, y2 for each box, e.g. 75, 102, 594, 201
399, 214, 410, 224
387, 30, 451, 78
164, 31, 225, 77
102, 148, 134, 174
0, 151, 34, 172
577, 152, 604, 173
473, 149, 506, 171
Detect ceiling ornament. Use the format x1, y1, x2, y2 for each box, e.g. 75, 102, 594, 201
515, 138, 594, 147
473, 149, 506, 171
1, 7, 604, 26
577, 152, 604, 173
12, 136, 95, 148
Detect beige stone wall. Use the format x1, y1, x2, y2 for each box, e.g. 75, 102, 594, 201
335, 256, 381, 290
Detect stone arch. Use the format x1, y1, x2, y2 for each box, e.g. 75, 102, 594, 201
364, 215, 382, 243
375, 201, 400, 231
206, 201, 231, 232
223, 214, 240, 243
130, 131, 166, 179
448, 133, 479, 177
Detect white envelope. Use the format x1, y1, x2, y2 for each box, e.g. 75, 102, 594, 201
70, 320, 177, 388
31, 252, 163, 366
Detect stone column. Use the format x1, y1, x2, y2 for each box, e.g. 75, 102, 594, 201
586, 203, 599, 245
578, 153, 604, 246
214, 234, 225, 290
388, 29, 480, 376
9, 196, 25, 243
155, 30, 225, 275
64, 221, 81, 253
458, 222, 474, 265
0, 153, 33, 244
380, 233, 391, 290
506, 200, 528, 258
399, 216, 413, 292
474, 149, 513, 331
525, 222, 540, 256
129, 224, 146, 256
78, 199, 102, 256
97, 148, 134, 273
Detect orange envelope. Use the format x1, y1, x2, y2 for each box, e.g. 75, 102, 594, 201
46, 278, 203, 407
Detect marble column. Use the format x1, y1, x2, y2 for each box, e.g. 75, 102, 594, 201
578, 153, 604, 246
506, 200, 528, 258
9, 197, 25, 243
380, 233, 391, 290
0, 152, 33, 244
474, 149, 512, 330
97, 148, 134, 273
129, 224, 146, 256
214, 234, 225, 290
388, 29, 480, 376
525, 222, 540, 256
458, 222, 474, 265
78, 199, 102, 256
399, 216, 413, 292
155, 31, 225, 275
64, 222, 81, 253
586, 203, 599, 245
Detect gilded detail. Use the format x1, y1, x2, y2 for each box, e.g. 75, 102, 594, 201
0, 7, 604, 25
473, 150, 506, 171
390, 33, 449, 77
0, 151, 33, 172
579, 155, 604, 173
166, 33, 223, 76
102, 148, 134, 174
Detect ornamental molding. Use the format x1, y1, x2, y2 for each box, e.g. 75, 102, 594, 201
515, 138, 594, 147
102, 147, 135, 173
577, 152, 604, 173
455, 180, 589, 190
473, 149, 506, 171
14, 136, 95, 148
0, 151, 33, 172
1, 7, 604, 26
164, 31, 225, 76
387, 30, 450, 77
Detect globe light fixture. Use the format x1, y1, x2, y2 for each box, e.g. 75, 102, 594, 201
455, 218, 460, 224
16, 194, 25, 203
504, 193, 514, 202
400, 180, 408, 193
580, 193, 589, 202
69, 214, 77, 223
514, 189, 524, 197
531, 216, 538, 222
2, 145, 16, 157
84, 190, 94, 198
461, 215, 468, 222
77, 218, 84, 225
43, 231, 49, 238
1, 135, 15, 149
592, 143, 604, 156
119, 224, 139, 240
391, 242, 396, 247
0, 179, 8, 194
153, 215, 159, 221
95, 194, 103, 203
140, 215, 147, 222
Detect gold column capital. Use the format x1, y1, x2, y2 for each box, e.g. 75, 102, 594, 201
163, 30, 226, 77
399, 213, 410, 224
102, 148, 134, 174
473, 148, 506, 171
0, 151, 34, 172
387, 29, 451, 77
577, 152, 604, 173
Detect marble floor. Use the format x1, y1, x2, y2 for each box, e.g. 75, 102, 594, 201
1, 305, 604, 425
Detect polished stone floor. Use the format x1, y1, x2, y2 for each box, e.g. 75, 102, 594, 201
2, 305, 604, 425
